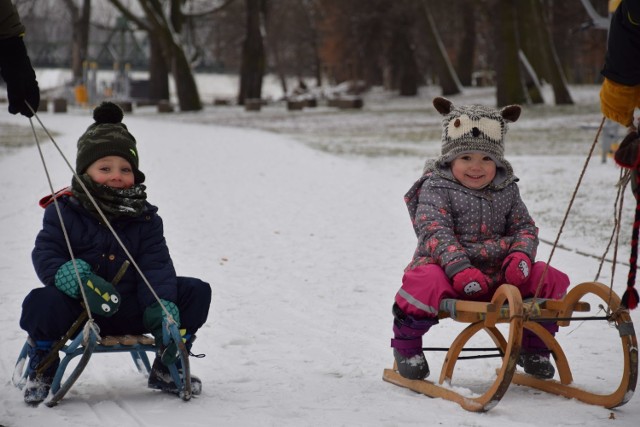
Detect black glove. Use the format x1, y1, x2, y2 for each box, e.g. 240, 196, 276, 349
0, 36, 39, 117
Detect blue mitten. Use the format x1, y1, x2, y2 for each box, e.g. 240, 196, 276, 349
143, 300, 183, 365
54, 259, 121, 317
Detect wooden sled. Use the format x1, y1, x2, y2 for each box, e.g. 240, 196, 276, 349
13, 320, 192, 406
382, 282, 638, 412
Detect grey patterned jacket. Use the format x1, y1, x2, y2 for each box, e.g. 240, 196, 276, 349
404, 160, 538, 288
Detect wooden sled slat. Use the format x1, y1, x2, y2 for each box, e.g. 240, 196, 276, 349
99, 335, 155, 347
383, 282, 638, 412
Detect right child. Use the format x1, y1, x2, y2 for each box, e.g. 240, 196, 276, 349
391, 97, 570, 381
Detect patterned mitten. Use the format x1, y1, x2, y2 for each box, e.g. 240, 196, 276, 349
55, 259, 121, 316
452, 268, 489, 299
502, 252, 532, 287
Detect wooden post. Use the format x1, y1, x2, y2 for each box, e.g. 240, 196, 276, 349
157, 100, 174, 113
53, 98, 67, 113
287, 100, 305, 111
245, 99, 262, 112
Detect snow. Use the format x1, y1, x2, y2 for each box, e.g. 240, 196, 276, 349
1, 78, 640, 426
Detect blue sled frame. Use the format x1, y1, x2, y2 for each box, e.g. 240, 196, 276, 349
13, 320, 192, 406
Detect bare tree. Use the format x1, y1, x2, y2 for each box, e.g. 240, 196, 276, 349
238, 0, 266, 104
60, 0, 91, 84
108, 0, 202, 111
455, 0, 476, 87
493, 0, 527, 106
419, 0, 462, 96
518, 0, 573, 105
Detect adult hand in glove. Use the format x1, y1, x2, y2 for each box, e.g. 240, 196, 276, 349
600, 77, 640, 128
452, 268, 489, 299
0, 36, 39, 117
54, 259, 121, 316
501, 252, 532, 287
143, 300, 184, 366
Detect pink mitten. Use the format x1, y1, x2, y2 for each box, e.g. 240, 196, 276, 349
502, 252, 532, 287
452, 268, 489, 299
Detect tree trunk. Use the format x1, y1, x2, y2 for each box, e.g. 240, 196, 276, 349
64, 0, 91, 83
388, 27, 419, 96
494, 0, 527, 106
148, 35, 169, 102
420, 0, 462, 96
140, 0, 201, 111
531, 0, 573, 104
455, 0, 476, 87
515, 0, 544, 103
108, 0, 202, 111
517, 0, 573, 105
238, 0, 265, 104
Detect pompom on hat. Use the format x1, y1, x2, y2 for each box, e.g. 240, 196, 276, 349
75, 102, 145, 183
432, 97, 521, 183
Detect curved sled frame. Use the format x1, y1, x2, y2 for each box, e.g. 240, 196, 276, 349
511, 281, 638, 408
382, 282, 638, 412
13, 320, 192, 406
383, 283, 524, 412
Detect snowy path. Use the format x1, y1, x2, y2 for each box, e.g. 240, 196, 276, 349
0, 109, 639, 426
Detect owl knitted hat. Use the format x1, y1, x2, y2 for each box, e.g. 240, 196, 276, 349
75, 101, 145, 183
433, 97, 521, 180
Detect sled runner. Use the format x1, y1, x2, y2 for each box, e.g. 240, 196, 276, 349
13, 319, 192, 406
382, 282, 638, 412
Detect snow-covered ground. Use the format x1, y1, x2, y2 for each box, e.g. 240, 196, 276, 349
1, 78, 639, 426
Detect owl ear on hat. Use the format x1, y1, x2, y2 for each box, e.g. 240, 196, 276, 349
501, 105, 521, 123
433, 97, 453, 115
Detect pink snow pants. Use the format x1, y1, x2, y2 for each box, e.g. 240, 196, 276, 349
395, 262, 570, 319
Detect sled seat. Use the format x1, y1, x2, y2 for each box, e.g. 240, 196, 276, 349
383, 282, 638, 412
438, 297, 591, 323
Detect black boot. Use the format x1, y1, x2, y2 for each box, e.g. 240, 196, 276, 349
23, 339, 59, 405
147, 335, 203, 395
390, 304, 438, 380
517, 325, 556, 379
517, 353, 555, 379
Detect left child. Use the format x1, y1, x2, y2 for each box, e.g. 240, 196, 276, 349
19, 102, 212, 404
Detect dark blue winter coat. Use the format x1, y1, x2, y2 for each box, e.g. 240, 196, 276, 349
32, 192, 178, 318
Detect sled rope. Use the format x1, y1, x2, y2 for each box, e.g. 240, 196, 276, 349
594, 168, 627, 283
28, 116, 95, 324
26, 103, 177, 323
527, 117, 606, 318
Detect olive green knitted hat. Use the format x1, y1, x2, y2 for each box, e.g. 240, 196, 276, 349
76, 102, 145, 183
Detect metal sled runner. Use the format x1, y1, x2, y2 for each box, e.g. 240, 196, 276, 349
382, 282, 638, 412
13, 320, 192, 407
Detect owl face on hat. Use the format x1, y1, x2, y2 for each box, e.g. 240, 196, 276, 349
433, 97, 521, 166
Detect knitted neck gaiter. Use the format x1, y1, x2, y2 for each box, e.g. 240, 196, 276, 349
71, 174, 147, 220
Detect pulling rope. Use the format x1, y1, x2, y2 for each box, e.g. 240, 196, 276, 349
28, 116, 96, 330
529, 117, 606, 311
25, 102, 178, 324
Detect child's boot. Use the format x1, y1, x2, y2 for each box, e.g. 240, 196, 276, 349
518, 323, 557, 379
390, 304, 438, 380
148, 334, 203, 395
23, 338, 59, 405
